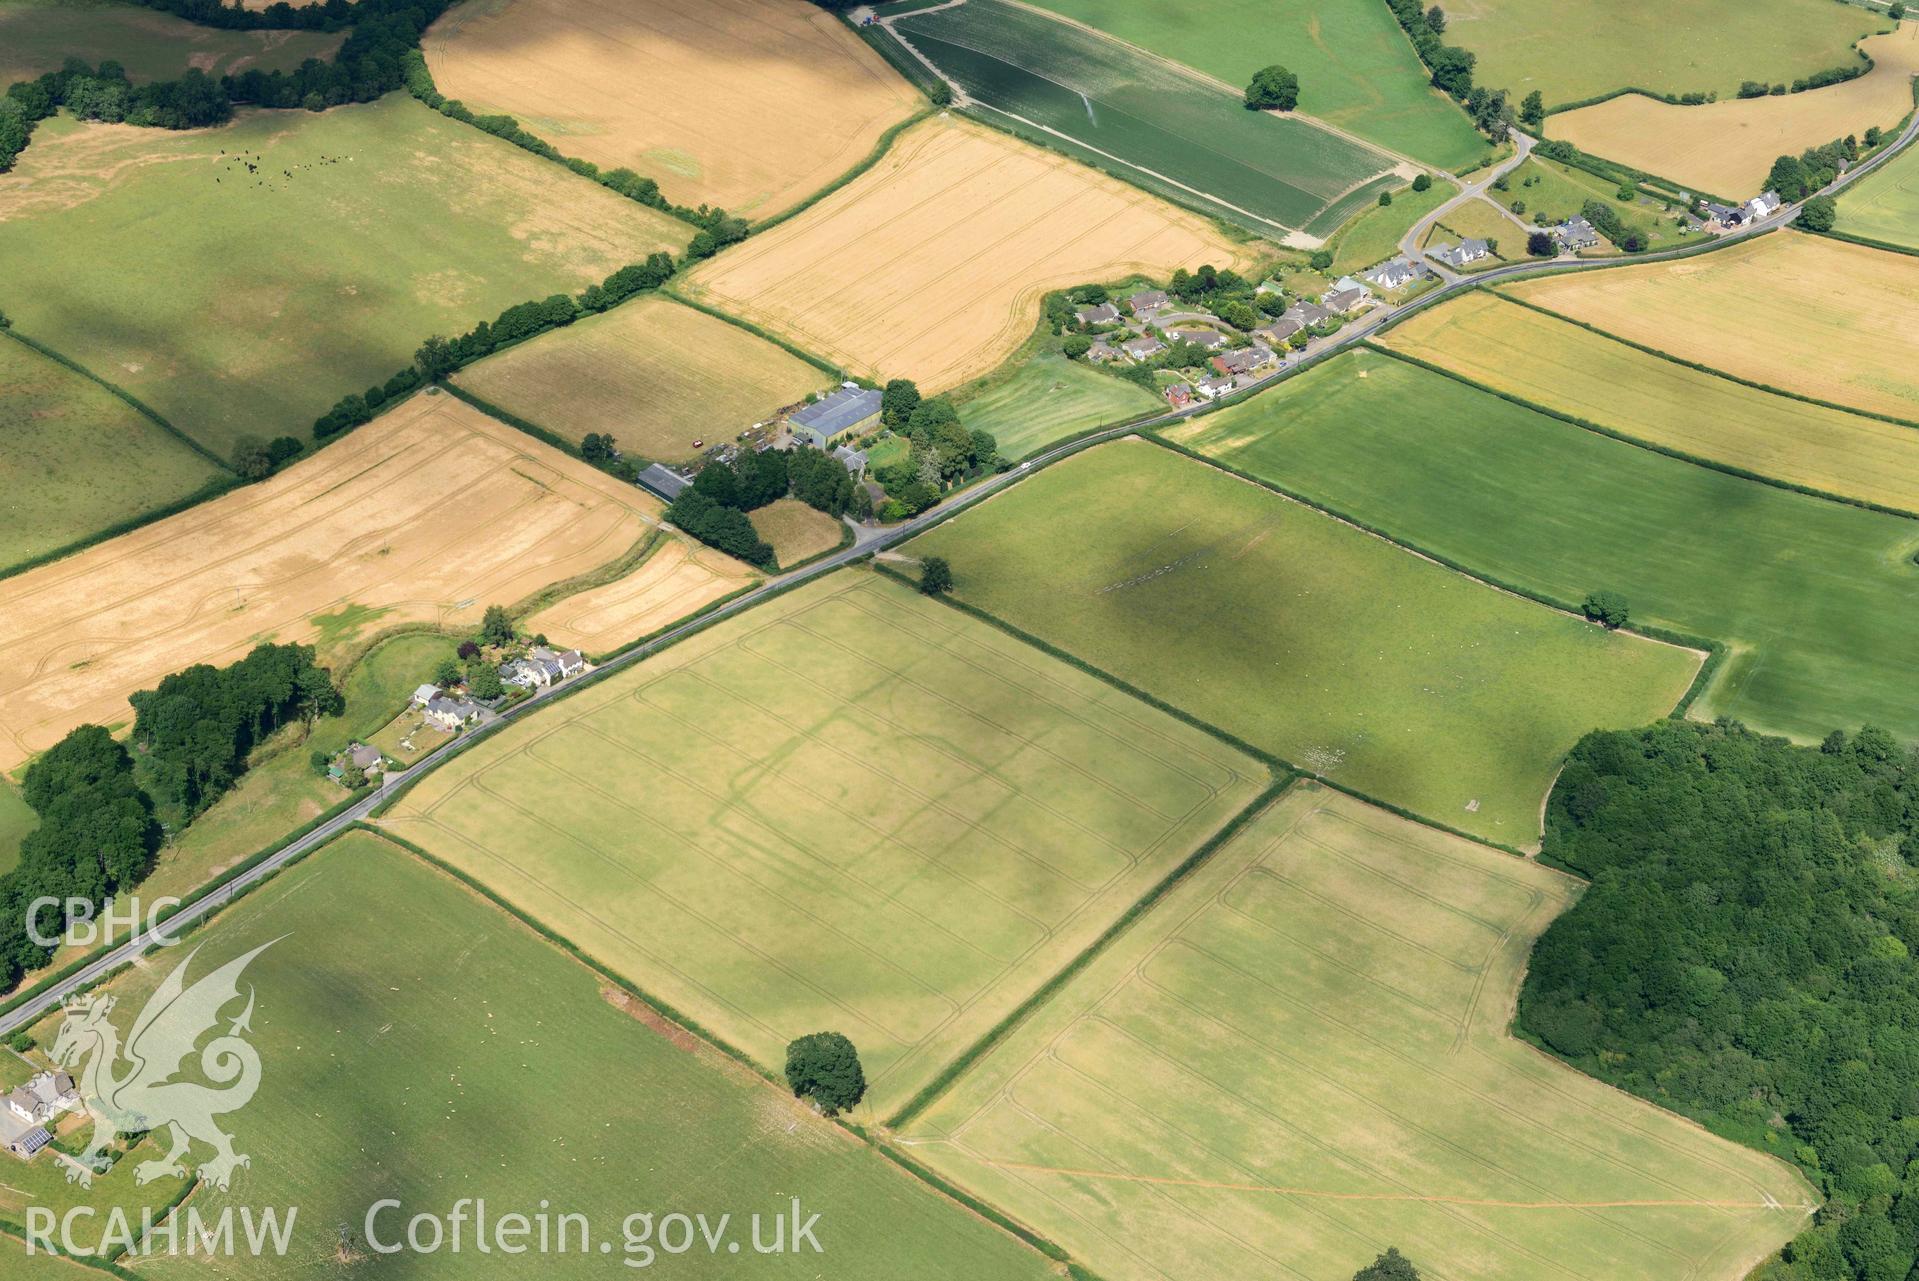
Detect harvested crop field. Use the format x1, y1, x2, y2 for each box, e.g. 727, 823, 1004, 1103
521, 533, 755, 657
0, 393, 664, 771
1170, 349, 1919, 746
1835, 129, 1919, 251
452, 295, 825, 464
39, 830, 1058, 1281
749, 497, 845, 568
1508, 232, 1919, 420
905, 783, 1813, 1281
0, 98, 690, 455
424, 0, 920, 218
905, 440, 1700, 845
0, 334, 225, 572
1384, 292, 1919, 511
1549, 25, 1919, 197
681, 116, 1255, 391
380, 572, 1267, 1116
0, 0, 343, 86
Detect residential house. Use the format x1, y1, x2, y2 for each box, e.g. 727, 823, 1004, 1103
6, 1073, 78, 1128
1553, 216, 1601, 250
1121, 334, 1164, 361
530, 646, 585, 681
501, 658, 546, 690
1164, 382, 1194, 409
1322, 286, 1371, 314
1282, 301, 1335, 329
1429, 238, 1490, 270
1210, 345, 1278, 379
1167, 328, 1227, 351
1087, 338, 1123, 364
834, 444, 868, 476
1075, 302, 1120, 326
1362, 256, 1422, 291
1194, 375, 1235, 401
1127, 288, 1168, 316
411, 684, 441, 708
1744, 190, 1783, 223
1253, 318, 1302, 347
423, 695, 481, 732
5, 1125, 51, 1160
788, 385, 883, 450
1699, 200, 1743, 228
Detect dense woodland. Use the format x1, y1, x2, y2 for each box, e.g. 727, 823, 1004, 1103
1520, 721, 1919, 1281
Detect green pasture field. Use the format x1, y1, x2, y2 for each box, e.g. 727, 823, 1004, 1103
1499, 156, 1702, 250
0, 335, 224, 572
0, 776, 32, 877
905, 783, 1813, 1281
1442, 0, 1889, 107
1023, 0, 1487, 170
0, 0, 342, 86
1834, 132, 1919, 251
950, 347, 1158, 459
894, 0, 1396, 237
1329, 176, 1457, 274
29, 831, 1057, 1281
0, 1130, 190, 1258
905, 439, 1697, 846
0, 1244, 99, 1278
1423, 196, 1521, 259
381, 572, 1266, 1115
0, 99, 689, 456
305, 631, 460, 762
1168, 349, 1919, 744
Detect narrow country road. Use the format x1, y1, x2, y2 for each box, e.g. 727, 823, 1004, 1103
2, 97, 1913, 1041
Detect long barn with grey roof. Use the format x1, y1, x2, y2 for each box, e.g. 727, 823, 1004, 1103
788, 387, 883, 449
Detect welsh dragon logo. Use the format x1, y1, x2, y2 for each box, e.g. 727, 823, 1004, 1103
50, 940, 277, 1191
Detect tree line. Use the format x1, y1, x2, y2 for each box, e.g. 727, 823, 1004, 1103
0, 644, 340, 985
666, 445, 862, 569
871, 379, 999, 518
1520, 720, 1919, 1281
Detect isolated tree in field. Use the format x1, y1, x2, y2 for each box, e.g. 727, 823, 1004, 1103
230, 436, 272, 481
1796, 195, 1837, 232
1582, 591, 1629, 629
784, 1032, 866, 1114
467, 665, 504, 700
1527, 230, 1555, 256
881, 378, 921, 429
1244, 65, 1300, 112
481, 605, 514, 647
1424, 5, 1446, 34
1520, 90, 1544, 128
1354, 1247, 1421, 1281
919, 556, 953, 596
414, 334, 457, 382
1411, 172, 1432, 192
1377, 189, 1393, 207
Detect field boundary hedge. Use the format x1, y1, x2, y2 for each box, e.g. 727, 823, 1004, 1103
0, 474, 239, 584
1368, 341, 1919, 521
656, 286, 847, 380
886, 776, 1292, 1128
749, 105, 935, 234
1807, 225, 1919, 258
1488, 289, 1919, 429
0, 328, 229, 471
0, 1225, 140, 1277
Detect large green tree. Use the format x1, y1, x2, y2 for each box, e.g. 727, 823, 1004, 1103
784, 1032, 866, 1114
1244, 65, 1300, 112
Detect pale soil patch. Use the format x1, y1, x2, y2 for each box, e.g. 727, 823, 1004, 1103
452, 295, 825, 464
1508, 231, 1919, 421
523, 536, 756, 658
1384, 291, 1919, 511
423, 0, 920, 217
682, 115, 1257, 391
750, 498, 844, 568
1550, 25, 1919, 198
0, 394, 662, 771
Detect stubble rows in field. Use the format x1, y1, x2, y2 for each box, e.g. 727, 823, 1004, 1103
522, 533, 756, 658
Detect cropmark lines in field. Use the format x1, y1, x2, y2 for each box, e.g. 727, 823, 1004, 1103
380, 572, 1266, 1117
894, 0, 1397, 239
904, 784, 1813, 1281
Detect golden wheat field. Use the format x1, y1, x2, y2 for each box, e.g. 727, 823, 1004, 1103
522, 534, 755, 658
681, 116, 1257, 391
1550, 25, 1919, 197
1508, 232, 1919, 421
452, 295, 825, 464
0, 394, 662, 771
424, 0, 920, 218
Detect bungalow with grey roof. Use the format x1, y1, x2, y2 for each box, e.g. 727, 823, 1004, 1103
1088, 337, 1124, 364
788, 386, 883, 450
1168, 328, 1227, 351
1075, 302, 1120, 326
1121, 334, 1164, 361
1283, 301, 1335, 328
1211, 345, 1278, 379
1429, 238, 1490, 269
1127, 288, 1168, 314
1553, 216, 1601, 250
1322, 286, 1371, 314
1362, 256, 1423, 290
1254, 318, 1302, 346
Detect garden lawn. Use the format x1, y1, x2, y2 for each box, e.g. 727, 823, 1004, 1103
380, 572, 1267, 1116
906, 439, 1699, 846
952, 349, 1159, 459
0, 0, 342, 86
1168, 349, 1919, 744
1423, 196, 1522, 258
303, 631, 462, 762
904, 783, 1813, 1281
37, 831, 1059, 1281
1834, 130, 1919, 252
0, 334, 225, 573
1498, 155, 1703, 250
0, 98, 690, 455
1330, 177, 1458, 274
748, 497, 844, 568
1022, 0, 1487, 170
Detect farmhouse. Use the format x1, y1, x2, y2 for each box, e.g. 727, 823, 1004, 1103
834, 444, 868, 476
1744, 191, 1783, 223
1211, 345, 1279, 379
1122, 334, 1164, 361
1430, 238, 1491, 269
1075, 302, 1120, 326
788, 386, 882, 449
1363, 256, 1424, 290
1553, 216, 1602, 250
531, 645, 586, 681
412, 684, 441, 708
1128, 288, 1168, 315
1699, 199, 1744, 228
424, 694, 482, 731
1168, 328, 1227, 351
5, 1072, 78, 1127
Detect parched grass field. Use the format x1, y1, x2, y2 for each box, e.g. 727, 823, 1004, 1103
523, 534, 756, 658
681, 115, 1255, 391
1549, 25, 1919, 198
381, 573, 1268, 1116
1330, 177, 1458, 274
894, 0, 1398, 238
1834, 128, 1919, 250
425, 0, 920, 218
43, 831, 1058, 1281
452, 295, 825, 464
0, 394, 663, 772
0, 0, 342, 86
1022, 0, 1488, 171
906, 784, 1813, 1281
1509, 232, 1919, 420
0, 98, 690, 455
749, 498, 844, 568
1442, 0, 1887, 107
0, 334, 224, 573
951, 348, 1159, 459
1167, 350, 1919, 744
1384, 292, 1919, 511
905, 440, 1699, 846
